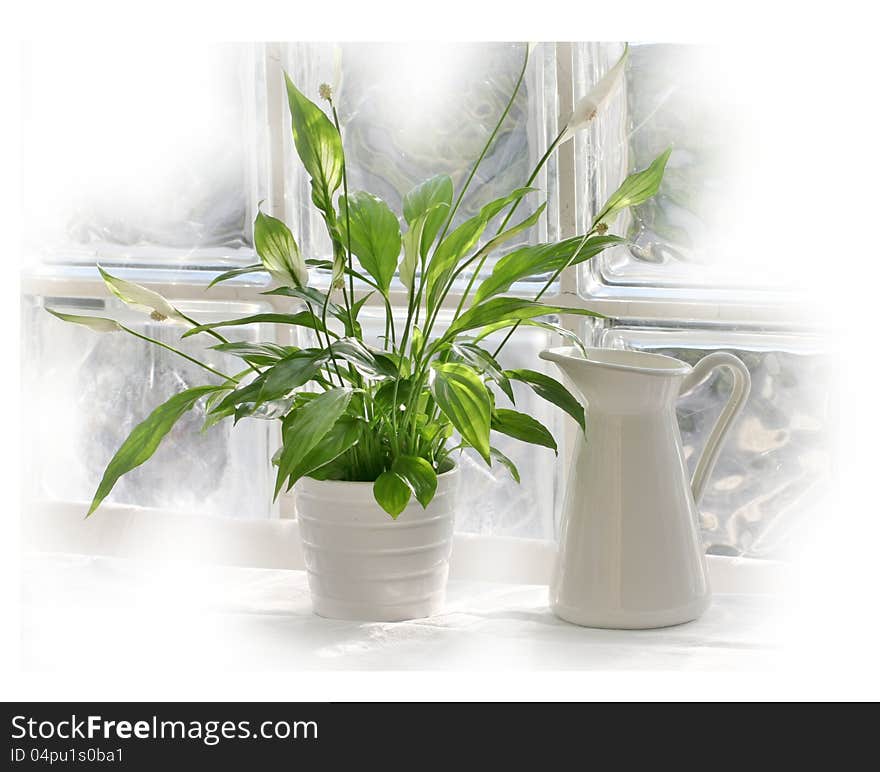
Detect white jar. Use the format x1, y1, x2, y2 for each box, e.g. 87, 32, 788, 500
295, 467, 459, 622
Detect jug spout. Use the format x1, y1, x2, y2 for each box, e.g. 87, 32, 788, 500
539, 346, 690, 414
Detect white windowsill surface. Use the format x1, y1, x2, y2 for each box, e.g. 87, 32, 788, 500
21, 551, 786, 672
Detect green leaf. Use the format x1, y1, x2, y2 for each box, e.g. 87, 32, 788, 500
430, 362, 492, 464
98, 267, 186, 323
374, 378, 421, 416
284, 73, 343, 213
261, 349, 329, 402
425, 218, 487, 310
491, 408, 557, 453
391, 455, 438, 508
46, 309, 121, 334
475, 201, 547, 262
208, 264, 266, 289
182, 312, 328, 339
402, 175, 453, 257
337, 192, 401, 295
425, 187, 536, 313
305, 258, 379, 290
87, 385, 223, 516
373, 471, 412, 518
282, 415, 361, 491
307, 454, 353, 481
420, 419, 453, 448
399, 203, 448, 291
594, 147, 672, 227
411, 326, 425, 361
210, 342, 294, 367
207, 378, 265, 419
379, 351, 410, 378
446, 297, 603, 339
473, 235, 623, 304
330, 339, 398, 378
472, 318, 588, 357
349, 292, 375, 323
263, 286, 360, 337
205, 374, 242, 413
274, 388, 353, 497
451, 342, 514, 402
505, 368, 585, 432
253, 209, 309, 288
263, 284, 333, 306
490, 446, 520, 483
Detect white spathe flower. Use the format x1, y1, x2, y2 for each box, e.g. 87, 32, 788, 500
560, 43, 629, 144
331, 44, 344, 104
253, 209, 309, 289
46, 309, 121, 333
399, 220, 422, 292
98, 266, 186, 324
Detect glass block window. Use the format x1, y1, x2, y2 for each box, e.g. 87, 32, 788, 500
21, 42, 266, 268
22, 294, 278, 519
280, 42, 561, 292
573, 43, 790, 294
593, 324, 831, 558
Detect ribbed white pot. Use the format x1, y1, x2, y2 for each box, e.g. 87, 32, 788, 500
295, 467, 459, 622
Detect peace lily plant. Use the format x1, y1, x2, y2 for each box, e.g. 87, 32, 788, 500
49, 42, 669, 519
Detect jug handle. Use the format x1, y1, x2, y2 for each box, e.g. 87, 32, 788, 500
679, 352, 751, 505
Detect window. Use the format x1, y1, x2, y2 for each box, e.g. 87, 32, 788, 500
279, 42, 562, 293
22, 294, 277, 518
21, 41, 276, 520
21, 41, 267, 269
573, 42, 795, 297
569, 42, 829, 557
590, 324, 830, 558
21, 41, 828, 561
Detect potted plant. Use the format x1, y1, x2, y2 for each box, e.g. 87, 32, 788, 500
48, 42, 669, 621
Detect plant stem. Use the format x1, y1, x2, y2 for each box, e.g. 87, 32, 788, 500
419, 123, 562, 378
386, 259, 424, 458
318, 288, 346, 387
177, 311, 263, 377
119, 325, 238, 383
382, 297, 397, 349
490, 225, 596, 359
402, 43, 534, 431
303, 300, 339, 388
433, 42, 532, 251
330, 100, 357, 340
419, 46, 532, 347
453, 126, 567, 318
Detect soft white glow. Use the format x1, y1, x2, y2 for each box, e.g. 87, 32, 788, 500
21, 41, 247, 257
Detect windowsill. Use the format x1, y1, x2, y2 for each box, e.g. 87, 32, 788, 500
21, 499, 789, 670
24, 498, 789, 592
20, 551, 786, 672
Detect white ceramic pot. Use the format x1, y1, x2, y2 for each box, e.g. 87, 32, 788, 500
295, 467, 459, 622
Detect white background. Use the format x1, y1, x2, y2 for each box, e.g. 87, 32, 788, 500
2, 0, 878, 700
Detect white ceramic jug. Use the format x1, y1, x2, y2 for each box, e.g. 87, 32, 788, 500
540, 346, 751, 629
